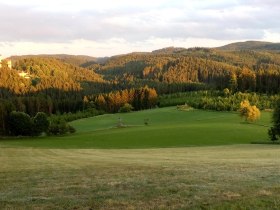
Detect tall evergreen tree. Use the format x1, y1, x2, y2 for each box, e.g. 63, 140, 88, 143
268, 99, 280, 141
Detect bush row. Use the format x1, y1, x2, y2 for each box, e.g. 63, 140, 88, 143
159, 91, 280, 111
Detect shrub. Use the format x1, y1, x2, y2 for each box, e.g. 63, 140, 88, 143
8, 111, 32, 136
33, 112, 50, 136
223, 88, 230, 96
47, 119, 76, 136
177, 104, 193, 111
49, 108, 103, 123
119, 103, 134, 113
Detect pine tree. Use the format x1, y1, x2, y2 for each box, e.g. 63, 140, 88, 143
268, 99, 280, 141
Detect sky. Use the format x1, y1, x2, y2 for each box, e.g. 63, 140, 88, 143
0, 0, 280, 57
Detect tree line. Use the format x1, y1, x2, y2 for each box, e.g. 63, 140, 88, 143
0, 86, 158, 135
159, 90, 280, 111
86, 86, 158, 113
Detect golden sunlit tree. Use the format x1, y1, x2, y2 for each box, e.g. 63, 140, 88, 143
239, 100, 260, 122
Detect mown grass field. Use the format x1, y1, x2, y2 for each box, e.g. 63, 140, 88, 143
1, 146, 280, 209
1, 107, 280, 209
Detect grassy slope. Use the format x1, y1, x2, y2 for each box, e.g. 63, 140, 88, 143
0, 107, 272, 149
1, 145, 280, 209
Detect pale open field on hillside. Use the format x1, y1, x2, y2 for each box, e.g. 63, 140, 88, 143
1, 145, 280, 209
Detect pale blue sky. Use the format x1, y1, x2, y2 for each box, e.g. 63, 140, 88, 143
0, 0, 279, 57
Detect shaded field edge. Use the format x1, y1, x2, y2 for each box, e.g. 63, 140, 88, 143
251, 141, 280, 145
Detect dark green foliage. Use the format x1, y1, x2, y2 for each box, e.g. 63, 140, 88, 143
47, 120, 68, 136
119, 103, 134, 113
8, 111, 32, 136
269, 99, 280, 141
268, 127, 278, 142
7, 110, 78, 137
272, 100, 280, 130
49, 108, 103, 123
33, 112, 50, 135
0, 99, 15, 135
8, 111, 51, 136
47, 117, 77, 136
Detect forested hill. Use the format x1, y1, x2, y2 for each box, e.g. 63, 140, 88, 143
10, 54, 109, 68
216, 41, 280, 51
3, 41, 280, 96
0, 57, 105, 96
152, 47, 187, 54
92, 46, 280, 93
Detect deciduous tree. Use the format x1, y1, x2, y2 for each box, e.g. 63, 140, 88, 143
239, 100, 260, 122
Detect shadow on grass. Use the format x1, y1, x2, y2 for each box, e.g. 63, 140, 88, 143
251, 141, 280, 145
240, 121, 270, 127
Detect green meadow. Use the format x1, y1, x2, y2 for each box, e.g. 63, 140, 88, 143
1, 107, 280, 209
0, 107, 272, 148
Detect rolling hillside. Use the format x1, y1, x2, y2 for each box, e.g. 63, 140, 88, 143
92, 45, 280, 93
7, 42, 280, 95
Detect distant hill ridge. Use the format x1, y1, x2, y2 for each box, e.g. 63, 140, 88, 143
152, 47, 187, 54
9, 41, 280, 66
10, 54, 109, 67
216, 40, 280, 51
